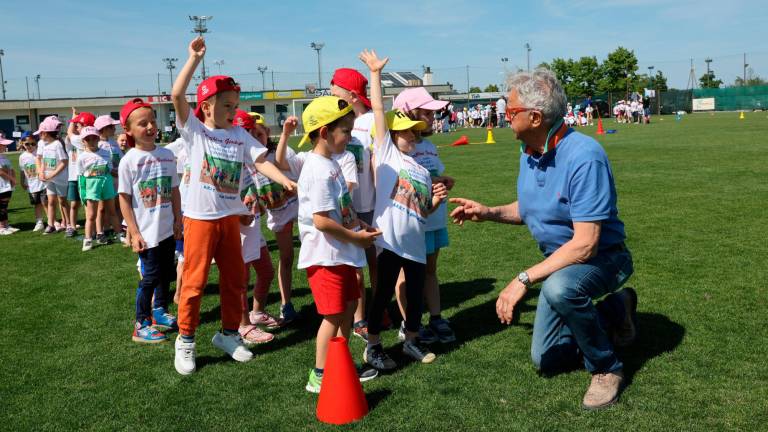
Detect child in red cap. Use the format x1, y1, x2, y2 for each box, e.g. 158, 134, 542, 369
64, 109, 96, 238
170, 36, 296, 375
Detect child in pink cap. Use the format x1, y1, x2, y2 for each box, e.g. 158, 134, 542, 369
35, 115, 70, 234
95, 114, 124, 243
0, 132, 18, 235
77, 126, 118, 251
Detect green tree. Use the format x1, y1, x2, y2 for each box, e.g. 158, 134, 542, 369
649, 70, 669, 91
571, 56, 601, 97
733, 68, 767, 86
484, 84, 500, 92
469, 86, 482, 93
598, 47, 639, 97
550, 58, 575, 91
699, 71, 723, 88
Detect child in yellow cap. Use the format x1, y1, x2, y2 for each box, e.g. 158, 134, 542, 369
296, 95, 381, 393
358, 49, 448, 370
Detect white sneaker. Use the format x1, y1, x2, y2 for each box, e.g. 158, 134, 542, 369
174, 335, 197, 375
33, 220, 45, 232
5, 225, 19, 233
397, 321, 406, 342
0, 228, 12, 236
212, 331, 253, 362
82, 238, 93, 252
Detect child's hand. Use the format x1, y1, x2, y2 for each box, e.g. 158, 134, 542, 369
71, 107, 77, 117
239, 214, 254, 226
131, 233, 147, 253
189, 37, 206, 59
38, 173, 46, 181
173, 219, 183, 240
358, 49, 389, 73
282, 180, 298, 193
352, 227, 381, 249
432, 182, 448, 205
282, 116, 299, 135
437, 175, 455, 190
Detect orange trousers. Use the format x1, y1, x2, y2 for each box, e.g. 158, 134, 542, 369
178, 215, 245, 336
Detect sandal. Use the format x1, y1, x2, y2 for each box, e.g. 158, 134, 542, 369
238, 325, 274, 346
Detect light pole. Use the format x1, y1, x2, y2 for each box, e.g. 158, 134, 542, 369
34, 74, 41, 99
310, 42, 325, 89
705, 57, 712, 87
214, 60, 225, 74
257, 66, 268, 91
0, 49, 6, 100
500, 57, 509, 91
743, 53, 748, 86
163, 57, 178, 92
525, 43, 531, 72
189, 15, 213, 80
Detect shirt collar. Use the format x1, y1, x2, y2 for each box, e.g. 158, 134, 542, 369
521, 120, 570, 156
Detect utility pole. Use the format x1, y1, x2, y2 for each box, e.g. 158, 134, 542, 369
525, 43, 531, 72
34, 74, 41, 99
214, 60, 224, 74
500, 57, 509, 91
189, 15, 212, 80
271, 71, 275, 90
157, 73, 161, 96
743, 53, 748, 86
163, 57, 178, 92
705, 58, 713, 87
257, 66, 268, 91
310, 42, 325, 89
686, 58, 697, 90
0, 49, 6, 100
656, 70, 662, 115
466, 65, 470, 108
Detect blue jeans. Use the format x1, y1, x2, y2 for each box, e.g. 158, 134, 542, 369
135, 235, 177, 322
531, 248, 633, 374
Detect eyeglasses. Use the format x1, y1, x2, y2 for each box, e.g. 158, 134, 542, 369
505, 106, 536, 121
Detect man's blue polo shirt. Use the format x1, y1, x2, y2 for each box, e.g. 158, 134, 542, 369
517, 129, 625, 257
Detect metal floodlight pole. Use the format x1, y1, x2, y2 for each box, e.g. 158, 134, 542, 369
189, 15, 213, 80
34, 74, 41, 99
525, 43, 531, 72
257, 66, 268, 91
310, 42, 325, 88
213, 60, 225, 74
705, 57, 712, 87
500, 57, 509, 91
466, 65, 470, 108
0, 49, 6, 100
163, 57, 178, 92
743, 53, 748, 86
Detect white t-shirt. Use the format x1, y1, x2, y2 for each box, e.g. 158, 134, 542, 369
65, 135, 84, 182
296, 152, 365, 269
0, 155, 14, 193
410, 139, 447, 232
496, 98, 507, 115
19, 152, 45, 193
331, 150, 359, 190
117, 146, 179, 249
99, 139, 124, 169
239, 169, 268, 263
373, 132, 433, 264
177, 114, 267, 220
164, 138, 190, 211
346, 112, 375, 213
40, 140, 69, 186
255, 148, 300, 231
77, 148, 113, 178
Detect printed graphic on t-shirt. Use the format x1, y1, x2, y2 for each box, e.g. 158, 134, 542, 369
43, 157, 58, 173
390, 168, 431, 218
182, 164, 191, 185
255, 175, 295, 210
240, 182, 265, 215
339, 191, 356, 228
111, 152, 121, 167
138, 176, 173, 209
347, 144, 364, 173
200, 152, 242, 194
22, 162, 38, 179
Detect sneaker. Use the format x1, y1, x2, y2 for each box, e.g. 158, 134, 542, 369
212, 331, 253, 362
82, 238, 93, 251
429, 318, 456, 343
305, 369, 322, 394
0, 228, 12, 236
152, 307, 178, 330
96, 233, 110, 245
5, 225, 19, 233
397, 321, 407, 342
352, 320, 369, 342
613, 288, 638, 347
239, 324, 274, 345
418, 325, 439, 344
132, 320, 167, 344
357, 364, 379, 382
403, 339, 436, 364
43, 226, 56, 235
279, 302, 299, 324
119, 233, 127, 244
249, 311, 282, 330
33, 220, 45, 232
65, 227, 76, 238
582, 370, 624, 410
53, 221, 62, 231
56, 225, 66, 233
364, 343, 397, 370
174, 335, 197, 375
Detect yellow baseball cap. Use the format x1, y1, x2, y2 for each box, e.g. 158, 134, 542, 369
386, 109, 427, 131
298, 96, 353, 147
248, 112, 266, 125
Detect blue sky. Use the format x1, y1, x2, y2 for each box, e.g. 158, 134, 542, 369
1, 0, 766, 99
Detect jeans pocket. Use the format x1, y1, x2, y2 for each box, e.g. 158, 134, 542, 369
611, 250, 634, 288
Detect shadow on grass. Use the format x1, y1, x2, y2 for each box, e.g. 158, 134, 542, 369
265, 236, 300, 252
7, 221, 37, 231
440, 277, 498, 311
367, 388, 392, 412
620, 312, 685, 385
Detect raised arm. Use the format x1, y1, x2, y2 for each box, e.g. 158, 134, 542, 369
358, 49, 389, 150
274, 116, 298, 170
67, 107, 78, 140
172, 37, 206, 126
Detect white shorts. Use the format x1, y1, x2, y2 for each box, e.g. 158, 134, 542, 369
45, 181, 68, 197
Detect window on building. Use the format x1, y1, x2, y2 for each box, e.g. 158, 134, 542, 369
250, 105, 266, 114
276, 104, 288, 113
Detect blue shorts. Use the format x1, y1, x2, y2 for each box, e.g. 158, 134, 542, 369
175, 238, 184, 263
425, 227, 449, 255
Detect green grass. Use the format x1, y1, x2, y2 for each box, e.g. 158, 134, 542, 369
1, 112, 767, 431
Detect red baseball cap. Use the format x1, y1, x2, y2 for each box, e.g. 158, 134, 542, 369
70, 112, 96, 127
194, 75, 241, 122
120, 98, 153, 148
232, 109, 255, 131
331, 68, 370, 109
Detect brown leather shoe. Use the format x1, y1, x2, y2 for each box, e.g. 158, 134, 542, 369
582, 370, 624, 410
613, 288, 638, 347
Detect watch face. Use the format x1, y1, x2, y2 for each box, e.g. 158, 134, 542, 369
518, 272, 529, 285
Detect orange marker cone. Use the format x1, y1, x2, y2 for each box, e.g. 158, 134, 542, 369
316, 337, 368, 425
596, 118, 605, 135
485, 128, 496, 144
452, 135, 469, 146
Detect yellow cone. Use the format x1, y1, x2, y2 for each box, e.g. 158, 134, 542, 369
739, 111, 745, 120
485, 128, 496, 144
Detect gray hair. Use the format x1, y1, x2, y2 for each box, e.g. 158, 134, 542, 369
505, 68, 567, 127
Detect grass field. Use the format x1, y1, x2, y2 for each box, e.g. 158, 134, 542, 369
2, 113, 767, 431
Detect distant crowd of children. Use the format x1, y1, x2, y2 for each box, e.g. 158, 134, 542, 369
0, 38, 462, 393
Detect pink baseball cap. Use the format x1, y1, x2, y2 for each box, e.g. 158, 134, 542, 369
33, 116, 63, 135
0, 132, 13, 145
393, 87, 448, 113
79, 126, 100, 140
94, 115, 121, 131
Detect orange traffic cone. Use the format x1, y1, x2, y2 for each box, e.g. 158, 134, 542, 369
452, 135, 469, 146
596, 118, 605, 135
316, 337, 368, 425
485, 128, 496, 144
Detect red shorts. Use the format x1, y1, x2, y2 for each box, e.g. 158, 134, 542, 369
306, 265, 360, 316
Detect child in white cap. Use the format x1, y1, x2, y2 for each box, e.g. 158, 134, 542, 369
0, 132, 18, 235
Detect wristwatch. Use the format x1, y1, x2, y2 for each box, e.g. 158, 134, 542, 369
517, 272, 532, 289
